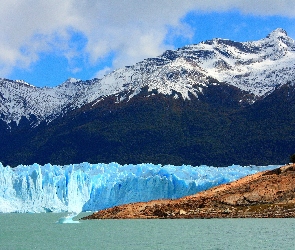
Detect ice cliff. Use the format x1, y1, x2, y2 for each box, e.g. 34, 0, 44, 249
0, 162, 279, 213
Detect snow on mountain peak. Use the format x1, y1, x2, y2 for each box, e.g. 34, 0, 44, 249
266, 28, 288, 39
15, 79, 36, 88
177, 28, 295, 96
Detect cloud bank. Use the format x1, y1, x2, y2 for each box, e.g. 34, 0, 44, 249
1, 0, 295, 79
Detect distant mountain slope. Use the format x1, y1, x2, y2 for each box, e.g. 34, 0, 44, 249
1, 29, 295, 167
1, 81, 295, 167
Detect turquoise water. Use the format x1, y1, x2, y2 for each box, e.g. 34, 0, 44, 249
0, 213, 295, 250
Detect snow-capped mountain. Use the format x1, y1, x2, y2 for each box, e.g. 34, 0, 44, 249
0, 78, 98, 126
1, 28, 295, 126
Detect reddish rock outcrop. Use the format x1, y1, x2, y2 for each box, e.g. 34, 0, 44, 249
82, 164, 295, 219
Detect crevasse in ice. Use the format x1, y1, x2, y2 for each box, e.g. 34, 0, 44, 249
0, 162, 279, 213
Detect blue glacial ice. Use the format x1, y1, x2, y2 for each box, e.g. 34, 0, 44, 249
0, 162, 279, 213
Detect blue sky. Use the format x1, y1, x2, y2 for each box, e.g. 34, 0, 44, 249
1, 1, 295, 87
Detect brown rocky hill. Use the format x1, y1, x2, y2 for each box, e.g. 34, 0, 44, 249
82, 164, 295, 219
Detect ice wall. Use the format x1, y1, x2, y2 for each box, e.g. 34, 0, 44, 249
0, 162, 279, 213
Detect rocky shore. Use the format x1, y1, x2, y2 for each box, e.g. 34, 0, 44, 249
82, 164, 295, 219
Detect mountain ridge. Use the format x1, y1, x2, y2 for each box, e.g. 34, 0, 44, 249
1, 28, 294, 127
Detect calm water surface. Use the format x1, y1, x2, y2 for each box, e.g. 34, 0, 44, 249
0, 213, 294, 250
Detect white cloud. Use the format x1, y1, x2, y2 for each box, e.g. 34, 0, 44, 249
1, 0, 295, 78
94, 67, 112, 79
186, 0, 295, 16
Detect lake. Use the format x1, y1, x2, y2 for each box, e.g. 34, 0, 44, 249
0, 213, 294, 249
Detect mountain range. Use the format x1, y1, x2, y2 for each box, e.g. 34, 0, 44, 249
1, 28, 295, 167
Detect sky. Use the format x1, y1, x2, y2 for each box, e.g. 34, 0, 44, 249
1, 0, 295, 87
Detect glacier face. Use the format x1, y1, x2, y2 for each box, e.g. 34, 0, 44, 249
0, 162, 279, 213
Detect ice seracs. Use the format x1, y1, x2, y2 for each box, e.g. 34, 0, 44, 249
0, 162, 279, 213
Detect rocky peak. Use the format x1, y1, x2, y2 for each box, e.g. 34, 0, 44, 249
266, 28, 288, 39
264, 28, 294, 49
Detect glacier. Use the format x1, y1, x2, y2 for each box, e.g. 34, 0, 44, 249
0, 162, 279, 213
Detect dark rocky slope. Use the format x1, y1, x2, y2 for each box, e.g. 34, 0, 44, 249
2, 82, 295, 167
